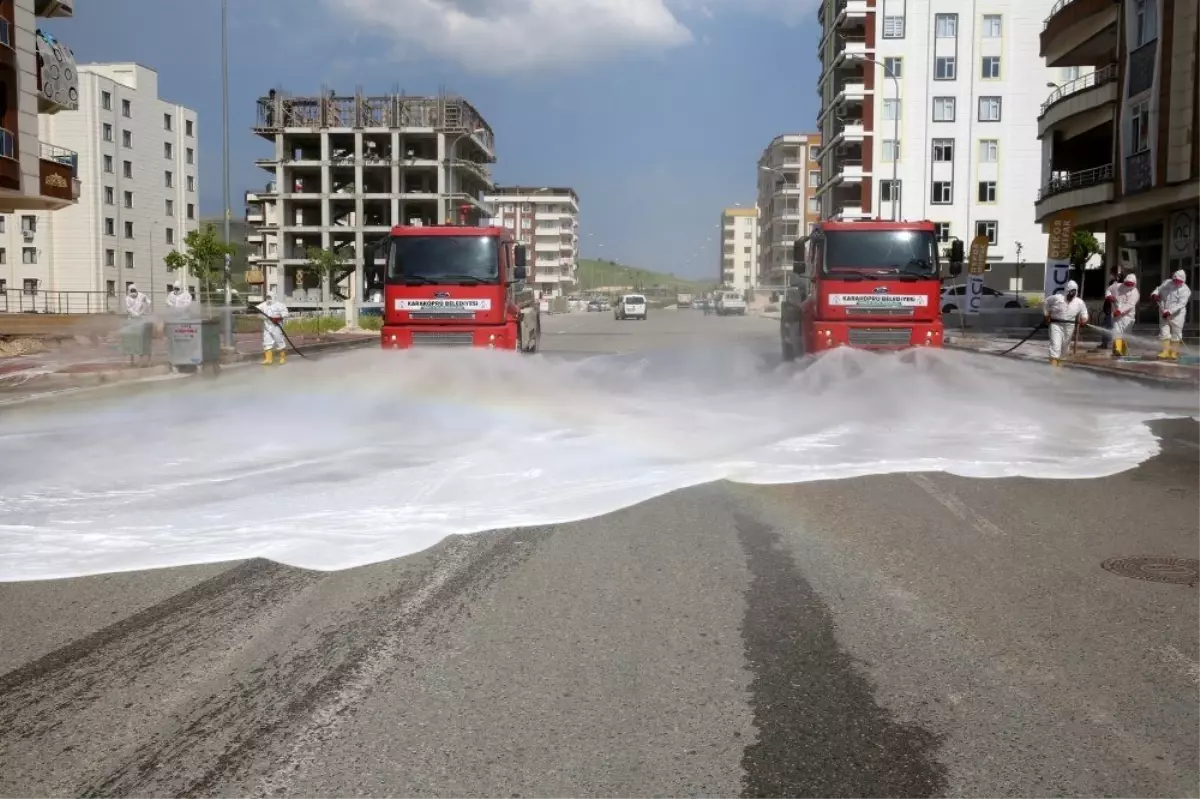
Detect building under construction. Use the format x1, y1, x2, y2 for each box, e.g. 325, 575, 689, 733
244, 89, 496, 305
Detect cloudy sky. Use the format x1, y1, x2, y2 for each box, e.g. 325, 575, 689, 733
62, 0, 822, 278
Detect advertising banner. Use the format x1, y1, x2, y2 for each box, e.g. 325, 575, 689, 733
965, 234, 990, 314
1043, 211, 1076, 298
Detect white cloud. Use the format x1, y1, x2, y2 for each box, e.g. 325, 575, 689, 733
323, 0, 819, 75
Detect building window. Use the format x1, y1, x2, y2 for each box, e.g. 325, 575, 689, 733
983, 14, 1002, 37
880, 180, 901, 203
124, 220, 134, 239
0, 248, 5, 264
882, 139, 901, 162
185, 119, 194, 137
125, 251, 135, 269
106, 249, 116, 266
935, 13, 957, 37
979, 139, 999, 162
165, 171, 173, 188
186, 175, 195, 192
122, 130, 132, 148
978, 181, 997, 202
106, 280, 116, 296
934, 57, 956, 80
123, 161, 133, 178
164, 112, 173, 131
882, 99, 901, 121
981, 56, 1001, 79
165, 199, 174, 216
933, 97, 956, 122
122, 99, 132, 118
104, 155, 114, 173
166, 227, 175, 244
808, 170, 821, 187
23, 278, 37, 295
978, 97, 1002, 121
1130, 100, 1150, 153
21, 215, 35, 235
187, 203, 195, 219
976, 220, 998, 245
1133, 0, 1157, 48
808, 196, 819, 214
102, 91, 112, 110
123, 190, 133, 208
105, 218, 115, 236
931, 182, 953, 204
883, 57, 903, 78
931, 139, 954, 162
104, 186, 115, 205
22, 247, 36, 264
103, 123, 114, 142
165, 142, 173, 159
186, 148, 194, 165
933, 222, 952, 242
882, 15, 904, 38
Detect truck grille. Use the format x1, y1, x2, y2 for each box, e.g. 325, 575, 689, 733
410, 311, 476, 320
847, 327, 913, 347
846, 307, 914, 317
411, 332, 475, 347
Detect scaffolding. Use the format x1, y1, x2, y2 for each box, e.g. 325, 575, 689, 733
253, 89, 495, 155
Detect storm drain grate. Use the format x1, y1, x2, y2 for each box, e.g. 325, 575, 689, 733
1101, 557, 1200, 586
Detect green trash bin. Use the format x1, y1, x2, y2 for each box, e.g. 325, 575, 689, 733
167, 318, 222, 375
119, 319, 153, 358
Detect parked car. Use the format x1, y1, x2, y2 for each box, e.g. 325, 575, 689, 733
940, 284, 1027, 313
587, 299, 603, 312
615, 294, 648, 321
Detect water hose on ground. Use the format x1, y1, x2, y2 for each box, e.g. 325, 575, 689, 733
995, 319, 1050, 356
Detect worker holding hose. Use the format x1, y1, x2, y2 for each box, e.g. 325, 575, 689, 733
1109, 273, 1139, 357
1044, 280, 1088, 366
1150, 270, 1191, 360
256, 291, 290, 365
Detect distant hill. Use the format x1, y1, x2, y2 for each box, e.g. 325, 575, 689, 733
575, 258, 712, 292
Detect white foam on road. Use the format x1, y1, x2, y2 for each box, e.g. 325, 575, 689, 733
0, 346, 1194, 581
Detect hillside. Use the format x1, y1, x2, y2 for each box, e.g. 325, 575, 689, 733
575, 259, 712, 292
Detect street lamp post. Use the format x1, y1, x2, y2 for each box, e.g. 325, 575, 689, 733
850, 56, 901, 221
220, 0, 233, 346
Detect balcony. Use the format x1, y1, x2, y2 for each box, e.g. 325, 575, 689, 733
1040, 0, 1118, 68
38, 142, 78, 208
35, 0, 74, 17
34, 29, 79, 113
814, 121, 866, 159
817, 82, 868, 124
819, 36, 871, 89
1034, 163, 1115, 223
1038, 64, 1119, 137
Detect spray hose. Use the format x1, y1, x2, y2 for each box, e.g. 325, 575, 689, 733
995, 319, 1050, 355
247, 305, 311, 359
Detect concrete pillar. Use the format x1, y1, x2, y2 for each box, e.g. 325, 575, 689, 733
436, 132, 448, 222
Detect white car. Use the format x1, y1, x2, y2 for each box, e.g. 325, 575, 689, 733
940, 284, 1028, 313
615, 294, 648, 321
715, 291, 747, 316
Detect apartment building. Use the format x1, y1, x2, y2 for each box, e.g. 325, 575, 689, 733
815, 0, 1062, 288
0, 0, 80, 306
1, 63, 199, 310
755, 133, 821, 286
485, 186, 579, 298
246, 90, 495, 305
1036, 0, 1197, 304
720, 207, 759, 292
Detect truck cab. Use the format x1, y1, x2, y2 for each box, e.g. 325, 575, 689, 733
780, 219, 963, 359
379, 222, 540, 351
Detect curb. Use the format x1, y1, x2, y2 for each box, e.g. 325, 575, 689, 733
945, 341, 1199, 389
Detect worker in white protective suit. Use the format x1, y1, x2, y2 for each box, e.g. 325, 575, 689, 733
125, 284, 151, 318
165, 281, 192, 316
1044, 279, 1089, 366
1109, 273, 1139, 357
1150, 270, 1191, 360
256, 291, 289, 365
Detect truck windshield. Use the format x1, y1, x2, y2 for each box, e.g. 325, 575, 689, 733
823, 230, 939, 277
385, 235, 499, 283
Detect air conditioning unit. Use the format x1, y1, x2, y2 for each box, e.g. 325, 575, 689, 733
22, 230, 34, 242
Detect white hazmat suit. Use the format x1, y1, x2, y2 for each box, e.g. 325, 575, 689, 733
1150, 270, 1191, 359
256, 293, 289, 364
1044, 280, 1089, 365
1108, 273, 1139, 355
165, 281, 193, 315
125, 286, 151, 317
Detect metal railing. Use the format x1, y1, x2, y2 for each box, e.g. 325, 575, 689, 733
39, 141, 79, 173
1, 290, 119, 315
1044, 0, 1077, 28
1036, 163, 1114, 201
0, 128, 15, 160
1040, 64, 1118, 116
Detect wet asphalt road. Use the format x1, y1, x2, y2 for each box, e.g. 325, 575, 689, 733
1, 310, 1197, 798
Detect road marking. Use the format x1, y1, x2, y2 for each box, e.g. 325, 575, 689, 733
907, 474, 1006, 537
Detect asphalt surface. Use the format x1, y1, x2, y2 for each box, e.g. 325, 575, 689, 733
1, 309, 1198, 798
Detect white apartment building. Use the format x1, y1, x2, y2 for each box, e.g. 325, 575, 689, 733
2, 63, 199, 310
246, 90, 495, 306
815, 0, 1063, 288
755, 133, 821, 286
720, 207, 758, 292
485, 186, 579, 298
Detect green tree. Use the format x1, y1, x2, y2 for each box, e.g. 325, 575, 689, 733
1070, 229, 1103, 291
301, 246, 344, 335
163, 223, 237, 311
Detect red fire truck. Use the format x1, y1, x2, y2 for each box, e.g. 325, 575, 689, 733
779, 219, 964, 360
379, 217, 540, 352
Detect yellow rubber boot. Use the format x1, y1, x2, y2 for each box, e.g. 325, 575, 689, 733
277, 349, 287, 365
1157, 341, 1172, 359
262, 350, 275, 365
1166, 341, 1179, 360
1115, 339, 1127, 356
1050, 357, 1061, 367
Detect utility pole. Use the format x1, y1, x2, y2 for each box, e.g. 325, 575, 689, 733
220, 0, 233, 347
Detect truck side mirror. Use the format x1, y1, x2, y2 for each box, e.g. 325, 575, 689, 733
948, 262, 963, 278
947, 240, 964, 278
792, 240, 804, 265
513, 265, 527, 281
514, 244, 527, 268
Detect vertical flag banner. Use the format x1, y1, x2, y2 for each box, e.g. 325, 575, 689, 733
1044, 211, 1076, 297
965, 234, 990, 314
